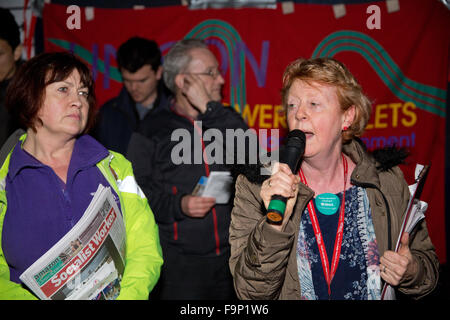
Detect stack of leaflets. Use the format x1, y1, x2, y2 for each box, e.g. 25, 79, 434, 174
192, 171, 233, 204
381, 164, 430, 300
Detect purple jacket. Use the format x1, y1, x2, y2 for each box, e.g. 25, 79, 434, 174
2, 135, 119, 283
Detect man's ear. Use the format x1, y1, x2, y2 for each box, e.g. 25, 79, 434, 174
174, 73, 185, 90
13, 44, 23, 62
155, 65, 163, 81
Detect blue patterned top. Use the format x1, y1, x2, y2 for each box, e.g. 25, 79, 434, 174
297, 186, 381, 300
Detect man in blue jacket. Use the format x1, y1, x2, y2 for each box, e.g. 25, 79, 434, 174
92, 37, 171, 155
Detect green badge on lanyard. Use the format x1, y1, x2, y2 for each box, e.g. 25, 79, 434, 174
315, 193, 340, 215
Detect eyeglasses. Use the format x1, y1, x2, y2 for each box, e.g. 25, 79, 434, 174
184, 69, 222, 79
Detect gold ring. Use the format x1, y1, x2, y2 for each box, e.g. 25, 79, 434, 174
383, 266, 387, 273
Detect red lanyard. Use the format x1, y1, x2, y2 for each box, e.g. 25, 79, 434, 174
298, 154, 348, 296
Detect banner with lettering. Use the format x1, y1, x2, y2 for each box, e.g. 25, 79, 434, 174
43, 0, 449, 262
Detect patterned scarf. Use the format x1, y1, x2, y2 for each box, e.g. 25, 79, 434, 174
297, 186, 381, 300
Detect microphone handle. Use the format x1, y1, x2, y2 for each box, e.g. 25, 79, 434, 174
266, 146, 302, 225
266, 131, 305, 225
283, 146, 302, 173
266, 194, 287, 225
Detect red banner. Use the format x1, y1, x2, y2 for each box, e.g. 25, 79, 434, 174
43, 0, 450, 263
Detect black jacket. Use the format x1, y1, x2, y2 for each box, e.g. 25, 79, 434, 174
92, 83, 171, 155
127, 101, 249, 257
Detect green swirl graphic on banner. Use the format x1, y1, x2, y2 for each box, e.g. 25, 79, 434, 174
47, 38, 123, 83
312, 30, 446, 118
184, 19, 247, 114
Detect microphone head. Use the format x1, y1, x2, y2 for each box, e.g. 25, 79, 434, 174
280, 129, 306, 173
286, 129, 306, 149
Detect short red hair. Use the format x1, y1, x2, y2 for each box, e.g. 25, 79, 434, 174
281, 57, 372, 143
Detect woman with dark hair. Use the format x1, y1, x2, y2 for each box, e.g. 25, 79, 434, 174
229, 57, 439, 300
0, 52, 163, 299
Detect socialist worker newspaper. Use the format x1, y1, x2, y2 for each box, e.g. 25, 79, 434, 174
19, 185, 126, 300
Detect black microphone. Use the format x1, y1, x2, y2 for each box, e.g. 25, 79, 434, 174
266, 129, 306, 225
